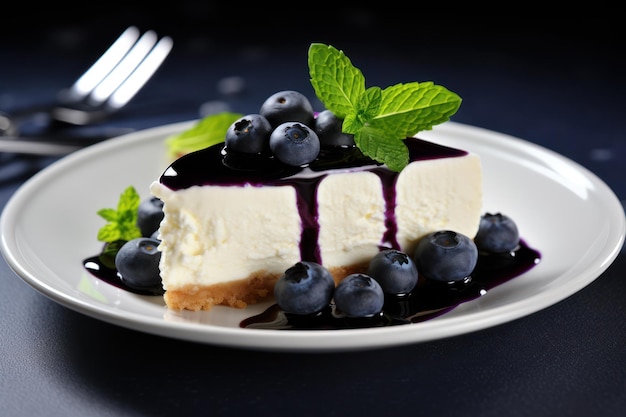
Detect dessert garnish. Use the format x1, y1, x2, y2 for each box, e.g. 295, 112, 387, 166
165, 111, 242, 159
308, 43, 461, 171
95, 185, 142, 269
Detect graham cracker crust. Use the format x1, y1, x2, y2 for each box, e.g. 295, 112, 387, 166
163, 262, 370, 311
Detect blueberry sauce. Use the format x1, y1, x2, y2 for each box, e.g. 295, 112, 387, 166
241, 242, 541, 330
83, 252, 165, 296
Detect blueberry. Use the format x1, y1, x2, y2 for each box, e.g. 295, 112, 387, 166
333, 274, 384, 318
224, 113, 272, 154
137, 197, 164, 237
367, 249, 418, 294
414, 230, 478, 282
474, 212, 520, 253
115, 237, 162, 291
269, 122, 320, 166
259, 90, 315, 128
274, 261, 335, 315
314, 110, 355, 147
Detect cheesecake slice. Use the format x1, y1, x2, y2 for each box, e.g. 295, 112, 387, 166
150, 137, 482, 311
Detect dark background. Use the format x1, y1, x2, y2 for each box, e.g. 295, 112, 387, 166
4, 7, 623, 195
1, 5, 625, 417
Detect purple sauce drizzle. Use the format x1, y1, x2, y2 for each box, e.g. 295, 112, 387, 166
241, 241, 540, 330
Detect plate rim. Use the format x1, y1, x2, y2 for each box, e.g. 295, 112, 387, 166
1, 120, 624, 352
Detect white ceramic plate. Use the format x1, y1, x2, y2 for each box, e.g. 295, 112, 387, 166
1, 121, 624, 352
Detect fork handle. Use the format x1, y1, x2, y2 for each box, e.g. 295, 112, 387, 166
0, 138, 83, 155
0, 130, 133, 156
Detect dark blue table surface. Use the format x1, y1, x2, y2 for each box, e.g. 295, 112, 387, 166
1, 10, 625, 417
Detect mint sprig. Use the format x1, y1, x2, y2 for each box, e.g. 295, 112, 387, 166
165, 112, 242, 158
97, 185, 142, 243
309, 43, 462, 171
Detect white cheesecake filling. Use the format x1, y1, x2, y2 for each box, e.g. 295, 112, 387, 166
150, 182, 301, 290
396, 153, 483, 255
152, 152, 482, 291
317, 170, 387, 270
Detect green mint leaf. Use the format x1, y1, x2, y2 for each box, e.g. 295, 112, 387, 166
342, 86, 382, 134
342, 112, 359, 135
119, 222, 142, 242
359, 87, 383, 119
97, 223, 121, 242
368, 82, 462, 137
97, 208, 117, 222
96, 186, 142, 243
118, 185, 140, 214
99, 241, 126, 270
165, 112, 242, 158
308, 43, 365, 119
308, 43, 462, 171
354, 126, 409, 172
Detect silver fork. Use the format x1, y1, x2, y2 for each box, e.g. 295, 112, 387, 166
1, 26, 173, 145
52, 26, 174, 125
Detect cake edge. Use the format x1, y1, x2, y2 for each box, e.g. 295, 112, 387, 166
163, 262, 370, 311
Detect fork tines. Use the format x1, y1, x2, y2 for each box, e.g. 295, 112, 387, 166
62, 26, 174, 110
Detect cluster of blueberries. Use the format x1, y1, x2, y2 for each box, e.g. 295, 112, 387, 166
226, 90, 355, 166
274, 213, 520, 318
